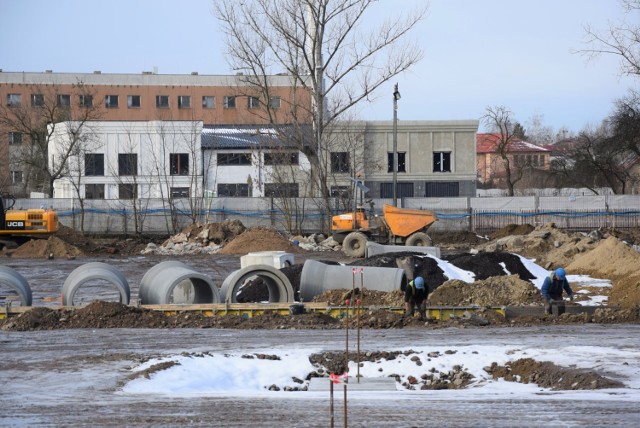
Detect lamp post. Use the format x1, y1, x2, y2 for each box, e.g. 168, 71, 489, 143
392, 83, 401, 207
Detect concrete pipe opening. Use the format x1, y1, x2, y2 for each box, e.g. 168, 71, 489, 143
139, 261, 220, 305
299, 259, 407, 302
0, 266, 32, 307
220, 264, 294, 303
62, 262, 130, 306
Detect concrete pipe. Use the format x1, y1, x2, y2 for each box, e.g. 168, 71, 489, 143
220, 264, 294, 303
139, 261, 220, 305
299, 259, 407, 302
0, 265, 32, 307
365, 241, 441, 258
62, 262, 130, 306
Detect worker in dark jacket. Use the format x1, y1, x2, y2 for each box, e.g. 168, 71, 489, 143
405, 276, 428, 320
541, 268, 574, 314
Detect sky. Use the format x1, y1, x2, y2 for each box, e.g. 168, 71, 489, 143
116, 256, 637, 400
1, 0, 637, 134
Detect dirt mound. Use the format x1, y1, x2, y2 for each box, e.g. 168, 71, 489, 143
486, 358, 624, 390
219, 226, 304, 255
477, 222, 598, 269
428, 275, 544, 307
489, 223, 535, 239
10, 235, 84, 259
312, 289, 405, 306
567, 236, 640, 308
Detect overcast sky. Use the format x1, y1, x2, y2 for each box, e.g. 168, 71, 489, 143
1, 0, 637, 133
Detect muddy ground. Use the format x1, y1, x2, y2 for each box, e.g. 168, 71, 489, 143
2, 222, 640, 333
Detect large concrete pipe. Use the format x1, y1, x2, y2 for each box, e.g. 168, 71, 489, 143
0, 265, 32, 306
240, 251, 294, 269
62, 262, 130, 306
139, 261, 220, 305
366, 241, 441, 258
299, 259, 408, 302
220, 264, 294, 303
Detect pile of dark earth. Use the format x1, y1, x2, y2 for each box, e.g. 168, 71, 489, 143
236, 251, 533, 302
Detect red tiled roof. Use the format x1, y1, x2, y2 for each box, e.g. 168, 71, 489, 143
477, 133, 550, 154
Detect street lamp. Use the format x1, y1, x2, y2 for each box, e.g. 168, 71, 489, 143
392, 83, 401, 207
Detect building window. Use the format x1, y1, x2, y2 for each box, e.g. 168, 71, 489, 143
119, 183, 137, 199
264, 183, 299, 198
202, 96, 215, 109
387, 152, 406, 173
425, 181, 459, 197
170, 187, 190, 198
433, 152, 451, 173
85, 184, 105, 200
85, 154, 105, 176
7, 94, 21, 107
156, 95, 169, 108
248, 96, 260, 109
127, 95, 141, 108
380, 182, 414, 198
8, 132, 23, 145
330, 186, 351, 199
79, 95, 93, 108
57, 94, 71, 107
118, 153, 138, 176
264, 152, 299, 165
11, 170, 22, 184
170, 153, 189, 175
31, 94, 45, 107
217, 183, 249, 197
331, 152, 350, 173
223, 96, 236, 109
178, 95, 191, 109
269, 96, 281, 109
217, 153, 251, 165
105, 95, 119, 108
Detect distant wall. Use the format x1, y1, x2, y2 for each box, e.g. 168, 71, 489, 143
17, 194, 640, 236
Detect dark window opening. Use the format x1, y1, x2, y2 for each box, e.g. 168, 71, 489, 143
85, 154, 104, 176
433, 152, 451, 173
331, 152, 350, 173
217, 153, 251, 165
217, 183, 249, 197
387, 152, 406, 173
170, 153, 189, 175
264, 152, 299, 165
118, 153, 138, 176
85, 184, 105, 199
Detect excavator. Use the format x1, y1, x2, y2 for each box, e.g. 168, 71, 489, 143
0, 193, 59, 249
331, 201, 437, 258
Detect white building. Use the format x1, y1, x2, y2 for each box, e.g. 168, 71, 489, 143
50, 121, 204, 200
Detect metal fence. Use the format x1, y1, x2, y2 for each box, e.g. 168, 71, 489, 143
13, 194, 640, 236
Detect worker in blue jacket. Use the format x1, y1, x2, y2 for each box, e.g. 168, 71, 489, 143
541, 268, 574, 314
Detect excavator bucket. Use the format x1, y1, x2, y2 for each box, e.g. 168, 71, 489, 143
382, 204, 437, 238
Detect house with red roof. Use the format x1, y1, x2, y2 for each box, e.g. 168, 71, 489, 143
476, 133, 551, 186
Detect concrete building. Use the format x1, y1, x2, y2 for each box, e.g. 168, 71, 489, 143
0, 70, 310, 196
50, 121, 204, 200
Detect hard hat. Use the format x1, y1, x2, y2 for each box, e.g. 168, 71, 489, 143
414, 276, 425, 289
555, 268, 566, 280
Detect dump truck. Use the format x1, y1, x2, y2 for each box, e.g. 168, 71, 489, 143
0, 193, 59, 249
331, 202, 437, 258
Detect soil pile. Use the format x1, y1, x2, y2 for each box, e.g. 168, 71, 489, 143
10, 236, 84, 259
489, 224, 535, 239
428, 275, 544, 307
219, 226, 303, 255
486, 358, 624, 390
477, 222, 598, 269
567, 236, 640, 308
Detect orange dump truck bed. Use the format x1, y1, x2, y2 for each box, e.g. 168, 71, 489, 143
382, 204, 437, 237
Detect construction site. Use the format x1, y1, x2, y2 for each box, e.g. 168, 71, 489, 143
1, 220, 640, 427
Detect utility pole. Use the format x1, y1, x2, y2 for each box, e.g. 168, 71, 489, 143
392, 83, 401, 207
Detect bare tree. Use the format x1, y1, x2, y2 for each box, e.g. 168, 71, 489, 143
213, 0, 425, 229
481, 106, 525, 196
0, 82, 103, 197
578, 0, 640, 77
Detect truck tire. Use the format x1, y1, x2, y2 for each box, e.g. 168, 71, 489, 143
406, 232, 432, 247
342, 232, 368, 258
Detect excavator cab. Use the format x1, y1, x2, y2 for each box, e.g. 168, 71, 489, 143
0, 192, 59, 249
